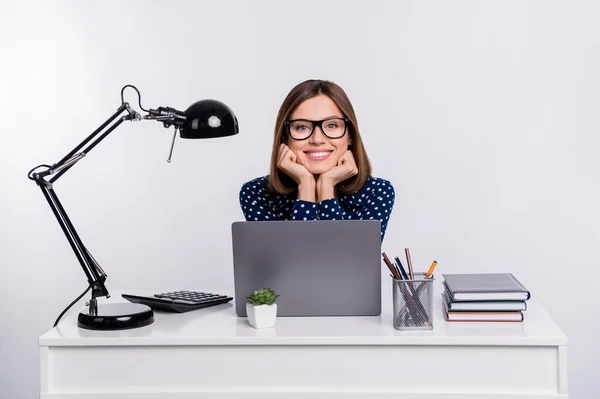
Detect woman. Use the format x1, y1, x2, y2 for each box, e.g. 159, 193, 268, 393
239, 79, 395, 241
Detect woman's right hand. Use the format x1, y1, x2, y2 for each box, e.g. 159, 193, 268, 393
277, 144, 313, 184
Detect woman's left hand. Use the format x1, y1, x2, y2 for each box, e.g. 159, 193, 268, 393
317, 151, 358, 201
319, 150, 359, 186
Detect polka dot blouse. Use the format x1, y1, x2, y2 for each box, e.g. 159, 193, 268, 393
239, 175, 395, 241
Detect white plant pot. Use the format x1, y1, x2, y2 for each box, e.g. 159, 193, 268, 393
246, 303, 277, 329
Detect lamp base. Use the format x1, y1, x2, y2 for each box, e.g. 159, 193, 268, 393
77, 303, 154, 330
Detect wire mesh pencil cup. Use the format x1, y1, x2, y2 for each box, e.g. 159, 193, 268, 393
393, 273, 434, 331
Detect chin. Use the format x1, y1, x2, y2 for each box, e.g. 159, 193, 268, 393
305, 163, 335, 175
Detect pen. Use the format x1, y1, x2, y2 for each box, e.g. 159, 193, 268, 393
405, 248, 414, 280
382, 252, 401, 280
394, 256, 410, 280
393, 263, 403, 280
392, 262, 404, 280
425, 260, 437, 278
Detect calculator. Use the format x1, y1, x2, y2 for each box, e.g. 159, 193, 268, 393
122, 290, 233, 313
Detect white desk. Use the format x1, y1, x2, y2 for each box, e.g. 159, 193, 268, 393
39, 289, 568, 399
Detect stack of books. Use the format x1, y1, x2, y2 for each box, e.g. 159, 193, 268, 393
442, 273, 531, 322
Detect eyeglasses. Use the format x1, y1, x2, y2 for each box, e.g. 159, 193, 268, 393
285, 117, 349, 140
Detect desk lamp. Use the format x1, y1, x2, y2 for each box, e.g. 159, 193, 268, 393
27, 85, 239, 330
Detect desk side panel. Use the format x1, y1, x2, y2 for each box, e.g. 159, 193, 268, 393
44, 345, 564, 397
40, 346, 49, 393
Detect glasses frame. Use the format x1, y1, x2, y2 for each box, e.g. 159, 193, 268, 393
284, 117, 349, 141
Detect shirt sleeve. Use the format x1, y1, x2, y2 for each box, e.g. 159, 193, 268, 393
318, 179, 396, 241
318, 198, 343, 220
291, 200, 318, 220
239, 180, 281, 221
366, 179, 395, 240
239, 179, 319, 221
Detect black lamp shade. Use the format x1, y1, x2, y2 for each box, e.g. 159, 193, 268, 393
181, 99, 239, 139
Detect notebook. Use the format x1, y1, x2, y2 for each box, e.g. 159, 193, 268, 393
442, 273, 530, 301
442, 300, 524, 322
442, 290, 527, 311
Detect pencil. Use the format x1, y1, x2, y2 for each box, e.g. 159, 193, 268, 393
382, 252, 401, 280
405, 248, 414, 280
425, 260, 437, 278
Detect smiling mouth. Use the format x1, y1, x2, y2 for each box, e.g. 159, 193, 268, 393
304, 151, 333, 160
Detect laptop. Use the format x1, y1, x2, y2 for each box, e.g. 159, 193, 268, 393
231, 220, 382, 317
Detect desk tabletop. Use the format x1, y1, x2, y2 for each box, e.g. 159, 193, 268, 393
39, 287, 567, 347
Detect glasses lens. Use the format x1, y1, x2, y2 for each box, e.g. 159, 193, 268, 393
288, 120, 314, 140
322, 118, 346, 138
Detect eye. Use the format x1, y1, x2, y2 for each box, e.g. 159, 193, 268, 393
291, 122, 311, 131
325, 123, 338, 129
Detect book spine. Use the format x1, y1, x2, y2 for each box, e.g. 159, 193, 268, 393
509, 273, 532, 299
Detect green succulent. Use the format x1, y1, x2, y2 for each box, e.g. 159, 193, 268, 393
247, 288, 280, 306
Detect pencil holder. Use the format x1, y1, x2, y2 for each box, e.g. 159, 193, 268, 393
392, 273, 434, 331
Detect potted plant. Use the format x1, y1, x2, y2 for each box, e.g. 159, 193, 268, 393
246, 288, 280, 329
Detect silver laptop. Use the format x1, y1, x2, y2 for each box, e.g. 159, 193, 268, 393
231, 220, 382, 317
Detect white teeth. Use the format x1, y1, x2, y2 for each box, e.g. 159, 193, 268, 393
307, 152, 331, 157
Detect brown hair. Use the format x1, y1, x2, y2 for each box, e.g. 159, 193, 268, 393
268, 79, 371, 196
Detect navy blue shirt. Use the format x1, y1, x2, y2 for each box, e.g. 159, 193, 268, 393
239, 175, 395, 241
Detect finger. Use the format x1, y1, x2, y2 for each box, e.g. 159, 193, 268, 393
346, 151, 358, 175
279, 147, 297, 168
277, 144, 289, 164
288, 150, 297, 163
346, 150, 356, 164
346, 151, 357, 168
279, 149, 291, 167
339, 151, 357, 175
277, 146, 287, 166
278, 143, 287, 156
338, 151, 350, 166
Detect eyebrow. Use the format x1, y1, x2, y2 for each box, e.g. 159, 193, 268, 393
292, 115, 342, 120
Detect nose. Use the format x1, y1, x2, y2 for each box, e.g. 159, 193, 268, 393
309, 124, 327, 144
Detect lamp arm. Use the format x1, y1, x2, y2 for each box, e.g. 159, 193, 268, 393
28, 102, 141, 314
36, 102, 141, 184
